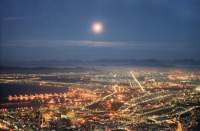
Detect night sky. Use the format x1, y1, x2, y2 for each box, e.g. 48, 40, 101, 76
0, 0, 200, 62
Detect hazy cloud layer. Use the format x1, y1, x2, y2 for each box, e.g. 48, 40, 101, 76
3, 40, 124, 47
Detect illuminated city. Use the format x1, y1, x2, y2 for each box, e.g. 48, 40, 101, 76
0, 67, 200, 130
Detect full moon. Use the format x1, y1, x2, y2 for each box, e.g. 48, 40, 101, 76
92, 21, 103, 34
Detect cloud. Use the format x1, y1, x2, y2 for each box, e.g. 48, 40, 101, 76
2, 40, 127, 48
2, 39, 190, 49
3, 16, 26, 21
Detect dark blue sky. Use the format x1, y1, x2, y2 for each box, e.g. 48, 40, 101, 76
0, 0, 200, 62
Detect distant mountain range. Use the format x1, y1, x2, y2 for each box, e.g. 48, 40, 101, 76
1, 59, 200, 68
